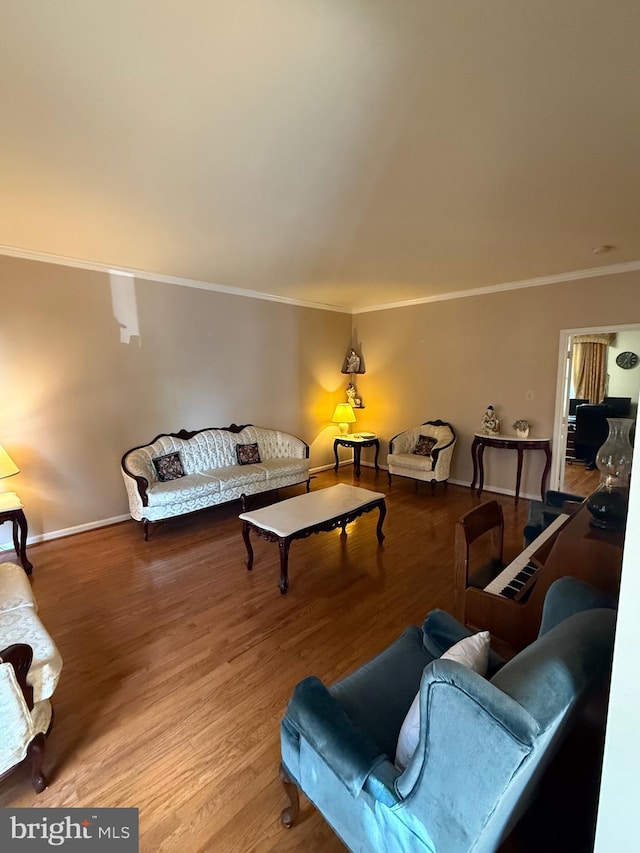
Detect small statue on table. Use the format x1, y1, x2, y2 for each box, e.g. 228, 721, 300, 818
481, 405, 501, 435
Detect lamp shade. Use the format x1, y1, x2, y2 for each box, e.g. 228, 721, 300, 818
0, 444, 19, 479
332, 402, 356, 435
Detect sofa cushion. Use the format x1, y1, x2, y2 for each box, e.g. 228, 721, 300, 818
207, 465, 270, 490
236, 443, 262, 465
152, 452, 185, 481
256, 458, 309, 479
146, 473, 222, 506
388, 452, 435, 473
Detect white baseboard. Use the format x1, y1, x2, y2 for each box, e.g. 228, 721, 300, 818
0, 513, 131, 550
448, 478, 540, 503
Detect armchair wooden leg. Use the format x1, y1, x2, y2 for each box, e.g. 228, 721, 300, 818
279, 762, 300, 828
27, 733, 48, 793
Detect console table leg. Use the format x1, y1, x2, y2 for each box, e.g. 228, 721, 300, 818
470, 436, 480, 492
515, 447, 524, 506
477, 444, 486, 497
242, 521, 254, 571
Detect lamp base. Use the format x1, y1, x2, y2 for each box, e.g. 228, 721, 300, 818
586, 486, 628, 531
337, 423, 350, 435
0, 492, 22, 511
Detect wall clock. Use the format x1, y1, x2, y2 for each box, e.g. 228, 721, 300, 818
615, 351, 638, 369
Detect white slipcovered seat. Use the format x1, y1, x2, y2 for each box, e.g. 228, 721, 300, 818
0, 562, 63, 793
387, 419, 456, 493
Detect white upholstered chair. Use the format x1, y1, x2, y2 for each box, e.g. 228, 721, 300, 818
387, 420, 456, 493
0, 562, 63, 792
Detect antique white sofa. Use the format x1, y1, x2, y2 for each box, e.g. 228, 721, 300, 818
121, 424, 310, 538
0, 562, 63, 792
387, 419, 456, 493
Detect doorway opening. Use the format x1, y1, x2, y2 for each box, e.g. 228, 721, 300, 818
552, 324, 640, 498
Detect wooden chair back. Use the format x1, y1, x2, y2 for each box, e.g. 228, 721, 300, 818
454, 501, 504, 620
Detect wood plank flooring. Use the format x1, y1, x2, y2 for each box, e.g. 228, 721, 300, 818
563, 460, 601, 498
0, 467, 601, 851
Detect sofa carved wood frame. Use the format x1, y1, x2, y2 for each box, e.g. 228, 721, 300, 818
0, 643, 53, 793
121, 424, 311, 540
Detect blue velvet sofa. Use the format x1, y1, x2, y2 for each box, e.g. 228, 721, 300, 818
279, 578, 616, 852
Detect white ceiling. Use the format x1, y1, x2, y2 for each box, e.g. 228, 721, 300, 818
1, 1, 639, 312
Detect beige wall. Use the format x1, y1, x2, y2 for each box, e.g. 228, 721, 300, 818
354, 272, 640, 498
0, 256, 351, 540
2, 255, 639, 542
607, 329, 640, 414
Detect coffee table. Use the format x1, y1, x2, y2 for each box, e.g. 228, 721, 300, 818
239, 484, 386, 594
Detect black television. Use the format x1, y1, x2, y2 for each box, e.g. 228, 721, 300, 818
604, 396, 632, 417
569, 397, 589, 416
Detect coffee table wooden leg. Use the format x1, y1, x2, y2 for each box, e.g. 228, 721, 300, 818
279, 537, 292, 594
376, 500, 386, 544
242, 521, 254, 570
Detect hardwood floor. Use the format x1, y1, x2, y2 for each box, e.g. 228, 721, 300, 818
0, 467, 601, 851
563, 460, 601, 498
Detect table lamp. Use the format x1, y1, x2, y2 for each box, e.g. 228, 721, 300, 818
0, 443, 19, 482
332, 402, 356, 435
0, 443, 21, 509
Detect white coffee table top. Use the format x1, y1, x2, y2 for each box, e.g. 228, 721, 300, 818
239, 483, 385, 537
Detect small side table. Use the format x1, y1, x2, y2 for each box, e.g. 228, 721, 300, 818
333, 435, 380, 478
0, 492, 33, 575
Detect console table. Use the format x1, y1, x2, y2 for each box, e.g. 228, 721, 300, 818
470, 433, 552, 506
0, 492, 33, 575
333, 435, 380, 478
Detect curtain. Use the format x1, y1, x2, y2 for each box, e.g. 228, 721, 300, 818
572, 334, 614, 403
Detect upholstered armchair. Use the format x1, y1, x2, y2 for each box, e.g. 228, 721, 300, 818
387, 420, 456, 493
0, 563, 63, 792
279, 577, 615, 853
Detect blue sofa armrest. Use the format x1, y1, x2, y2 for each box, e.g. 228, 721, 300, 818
283, 676, 392, 797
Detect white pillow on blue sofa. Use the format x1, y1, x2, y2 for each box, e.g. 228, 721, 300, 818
395, 631, 490, 770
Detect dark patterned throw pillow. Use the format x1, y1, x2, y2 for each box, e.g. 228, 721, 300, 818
413, 435, 437, 457
236, 442, 262, 465
152, 452, 185, 481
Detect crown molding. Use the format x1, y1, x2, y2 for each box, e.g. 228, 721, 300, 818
1, 243, 638, 315
0, 244, 351, 314
352, 260, 640, 314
